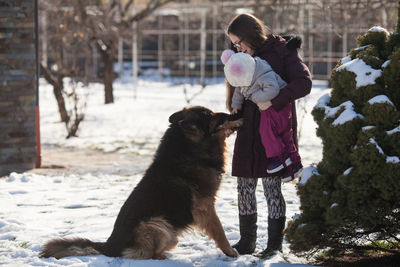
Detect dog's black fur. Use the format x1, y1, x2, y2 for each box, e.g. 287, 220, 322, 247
40, 106, 242, 260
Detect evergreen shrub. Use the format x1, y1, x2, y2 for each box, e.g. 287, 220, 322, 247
286, 24, 400, 258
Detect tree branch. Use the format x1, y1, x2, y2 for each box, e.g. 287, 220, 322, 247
126, 0, 175, 25
40, 63, 58, 88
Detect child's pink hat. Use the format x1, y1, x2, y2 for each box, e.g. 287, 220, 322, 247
220, 49, 255, 87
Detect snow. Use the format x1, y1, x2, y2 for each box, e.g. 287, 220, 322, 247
362, 126, 375, 132
314, 93, 330, 109
387, 156, 400, 164
368, 138, 399, 164
340, 56, 352, 65
382, 60, 391, 68
343, 167, 352, 176
315, 95, 364, 126
354, 45, 370, 51
332, 101, 364, 126
292, 214, 300, 222
296, 80, 327, 165
368, 95, 395, 107
369, 138, 385, 154
368, 26, 390, 37
299, 166, 319, 186
336, 58, 382, 88
0, 74, 329, 266
387, 124, 400, 135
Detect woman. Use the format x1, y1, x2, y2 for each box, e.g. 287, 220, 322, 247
225, 13, 312, 257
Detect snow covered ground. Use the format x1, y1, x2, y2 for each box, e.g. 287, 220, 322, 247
0, 75, 329, 266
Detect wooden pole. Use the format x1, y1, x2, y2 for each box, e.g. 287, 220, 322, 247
179, 7, 184, 78
118, 38, 123, 76
184, 12, 189, 84
327, 7, 333, 78
117, 0, 123, 76
308, 5, 314, 76
40, 11, 47, 66
158, 15, 163, 79
342, 9, 348, 57
132, 21, 138, 99
92, 44, 98, 78
212, 4, 217, 83
298, 4, 305, 58
200, 9, 206, 87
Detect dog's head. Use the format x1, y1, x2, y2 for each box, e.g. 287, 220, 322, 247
169, 106, 243, 143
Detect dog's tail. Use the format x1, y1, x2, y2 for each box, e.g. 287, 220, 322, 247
39, 237, 106, 259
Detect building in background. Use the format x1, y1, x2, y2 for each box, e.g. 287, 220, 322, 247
38, 1, 399, 83
0, 0, 39, 176
88, 0, 399, 81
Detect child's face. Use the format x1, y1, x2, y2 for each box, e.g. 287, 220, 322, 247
229, 33, 255, 56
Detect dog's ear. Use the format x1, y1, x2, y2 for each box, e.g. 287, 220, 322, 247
169, 110, 184, 124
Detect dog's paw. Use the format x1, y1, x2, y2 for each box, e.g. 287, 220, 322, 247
231, 118, 244, 129
223, 246, 239, 258
218, 118, 244, 131
153, 254, 167, 260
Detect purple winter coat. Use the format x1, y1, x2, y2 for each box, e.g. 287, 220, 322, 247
231, 35, 312, 178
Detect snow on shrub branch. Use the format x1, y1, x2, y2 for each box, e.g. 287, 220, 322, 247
386, 124, 400, 135
369, 137, 400, 164
336, 58, 382, 88
314, 94, 364, 126
368, 95, 396, 108
299, 166, 319, 185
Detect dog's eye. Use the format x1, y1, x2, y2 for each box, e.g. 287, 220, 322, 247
186, 124, 197, 130
180, 121, 198, 130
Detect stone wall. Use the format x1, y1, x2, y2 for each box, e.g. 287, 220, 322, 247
0, 0, 38, 176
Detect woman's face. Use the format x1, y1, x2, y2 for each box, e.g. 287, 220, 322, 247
228, 33, 254, 56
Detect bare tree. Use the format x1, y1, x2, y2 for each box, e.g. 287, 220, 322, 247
77, 0, 176, 104
64, 79, 86, 138
39, 0, 88, 138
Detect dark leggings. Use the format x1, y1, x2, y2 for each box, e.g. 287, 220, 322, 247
237, 177, 286, 219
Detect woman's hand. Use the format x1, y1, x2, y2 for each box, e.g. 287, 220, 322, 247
257, 100, 272, 111
231, 108, 238, 114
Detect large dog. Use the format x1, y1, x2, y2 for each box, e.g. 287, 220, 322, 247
40, 106, 242, 260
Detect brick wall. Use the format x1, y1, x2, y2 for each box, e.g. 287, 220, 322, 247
0, 0, 38, 177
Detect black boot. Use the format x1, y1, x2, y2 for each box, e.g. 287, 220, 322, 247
232, 213, 257, 254
258, 216, 285, 258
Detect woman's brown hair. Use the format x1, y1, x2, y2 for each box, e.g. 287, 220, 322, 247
226, 13, 271, 52
225, 13, 272, 111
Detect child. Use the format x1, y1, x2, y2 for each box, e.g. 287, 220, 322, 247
221, 49, 302, 182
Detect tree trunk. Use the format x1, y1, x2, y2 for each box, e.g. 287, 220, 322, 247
53, 83, 69, 123
104, 54, 114, 104
66, 114, 84, 139
40, 64, 69, 122
98, 45, 116, 104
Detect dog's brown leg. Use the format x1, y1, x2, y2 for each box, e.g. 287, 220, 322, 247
193, 197, 238, 257
123, 217, 178, 259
